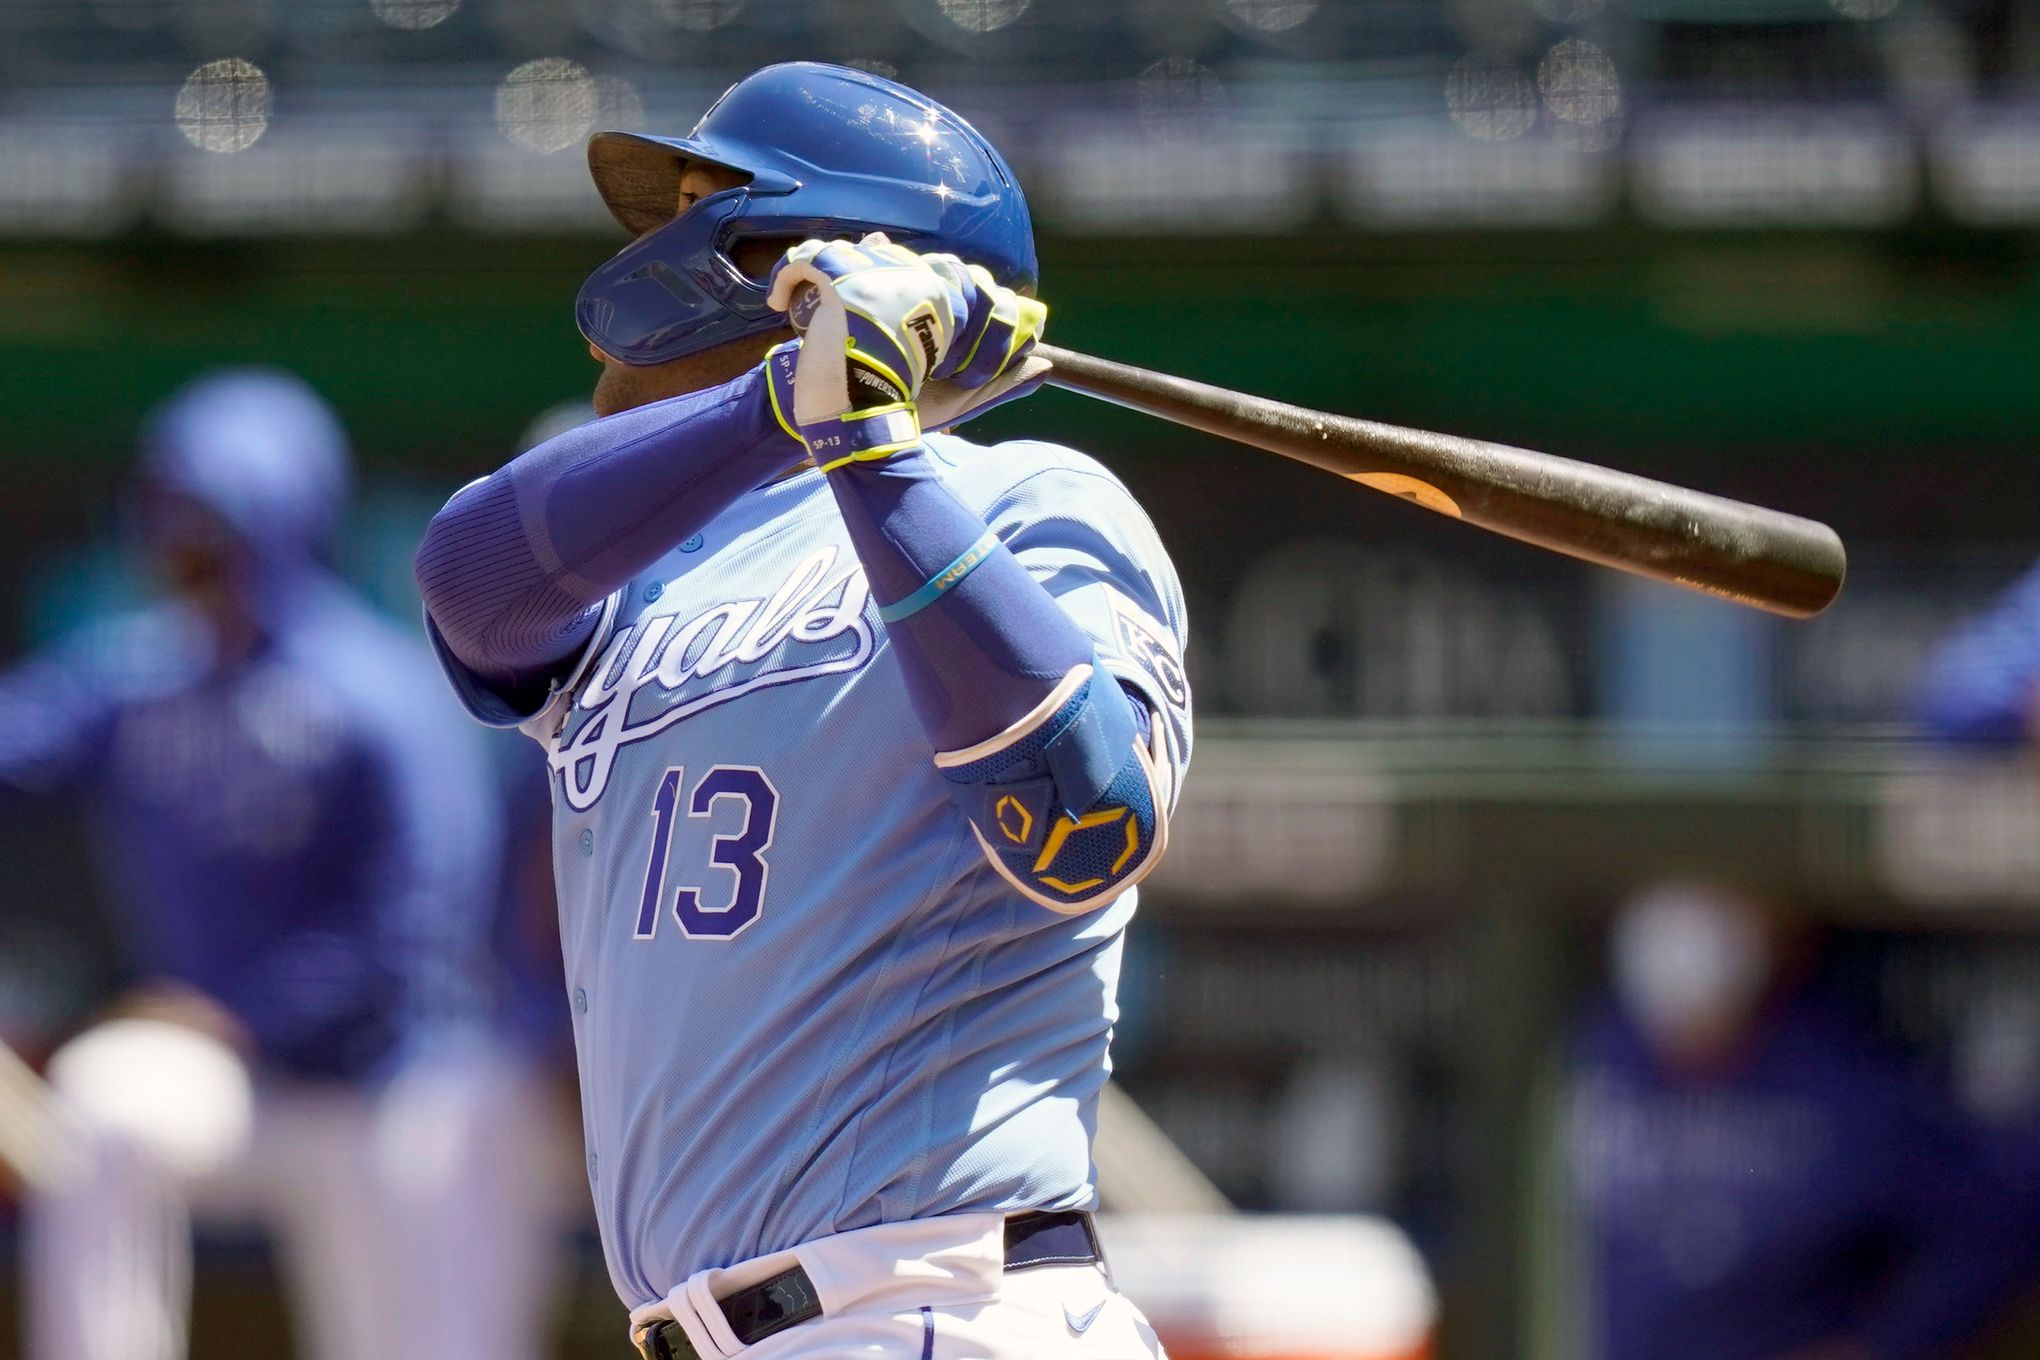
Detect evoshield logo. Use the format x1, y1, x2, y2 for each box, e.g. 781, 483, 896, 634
550, 546, 873, 810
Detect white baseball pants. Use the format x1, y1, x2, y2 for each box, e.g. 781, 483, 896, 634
629, 1212, 1168, 1360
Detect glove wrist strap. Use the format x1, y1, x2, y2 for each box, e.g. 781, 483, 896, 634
805, 403, 922, 473
764, 340, 923, 470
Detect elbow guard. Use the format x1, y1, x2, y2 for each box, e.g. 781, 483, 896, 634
934, 663, 1168, 914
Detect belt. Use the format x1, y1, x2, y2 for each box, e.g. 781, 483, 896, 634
634, 1210, 1103, 1360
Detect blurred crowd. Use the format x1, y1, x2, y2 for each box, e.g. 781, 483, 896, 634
1556, 543, 2040, 1360
1567, 880, 2040, 1360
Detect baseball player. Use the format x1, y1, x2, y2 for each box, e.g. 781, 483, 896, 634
0, 370, 533, 1360
415, 61, 1192, 1359
1572, 883, 2028, 1360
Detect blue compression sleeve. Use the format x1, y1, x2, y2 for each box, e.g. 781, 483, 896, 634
826, 447, 1165, 912
825, 447, 1117, 752
415, 368, 789, 688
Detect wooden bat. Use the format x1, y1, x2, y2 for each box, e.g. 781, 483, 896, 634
1031, 344, 1846, 619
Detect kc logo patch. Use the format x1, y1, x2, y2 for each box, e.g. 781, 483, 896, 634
1107, 589, 1190, 713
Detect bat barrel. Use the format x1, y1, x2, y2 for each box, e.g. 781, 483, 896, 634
1036, 344, 1846, 619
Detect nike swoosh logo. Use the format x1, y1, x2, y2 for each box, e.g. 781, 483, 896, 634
1064, 1300, 1106, 1334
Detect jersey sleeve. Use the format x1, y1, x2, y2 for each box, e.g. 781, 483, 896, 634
973, 445, 1193, 811
426, 590, 623, 740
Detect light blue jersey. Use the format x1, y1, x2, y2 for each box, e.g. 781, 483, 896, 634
435, 434, 1190, 1305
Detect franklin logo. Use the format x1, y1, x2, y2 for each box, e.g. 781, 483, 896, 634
550, 546, 873, 810
906, 311, 941, 373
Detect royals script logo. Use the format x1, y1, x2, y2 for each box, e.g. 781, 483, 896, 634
551, 546, 873, 810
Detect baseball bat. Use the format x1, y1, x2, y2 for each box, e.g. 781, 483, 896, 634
1032, 344, 1846, 618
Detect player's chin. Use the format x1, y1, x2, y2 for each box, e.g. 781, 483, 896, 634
590, 327, 794, 417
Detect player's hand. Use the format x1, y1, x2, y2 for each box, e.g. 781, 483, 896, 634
762, 234, 955, 470
761, 234, 1050, 465
917, 252, 1047, 390
767, 234, 966, 407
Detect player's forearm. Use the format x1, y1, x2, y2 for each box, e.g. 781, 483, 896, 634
826, 448, 1105, 750
827, 447, 1165, 911
416, 367, 789, 680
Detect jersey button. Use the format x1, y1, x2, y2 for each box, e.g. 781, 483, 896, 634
573, 987, 588, 1015
578, 828, 594, 856
644, 581, 663, 601
587, 1152, 598, 1181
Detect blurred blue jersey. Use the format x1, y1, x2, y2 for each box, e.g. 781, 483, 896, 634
433, 434, 1192, 1305
0, 578, 500, 1081
1914, 558, 2040, 746
1569, 992, 2025, 1360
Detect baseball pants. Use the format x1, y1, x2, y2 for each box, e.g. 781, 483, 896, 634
629, 1212, 1168, 1359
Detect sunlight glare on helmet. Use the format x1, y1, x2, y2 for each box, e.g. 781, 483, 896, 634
496, 57, 599, 154
175, 58, 272, 155
936, 0, 1031, 34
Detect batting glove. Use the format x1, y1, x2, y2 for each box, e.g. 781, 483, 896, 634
919, 253, 1048, 389
762, 235, 1051, 469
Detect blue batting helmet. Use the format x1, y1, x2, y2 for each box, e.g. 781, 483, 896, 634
575, 61, 1036, 368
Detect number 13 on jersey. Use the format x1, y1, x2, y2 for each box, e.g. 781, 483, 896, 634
633, 765, 779, 941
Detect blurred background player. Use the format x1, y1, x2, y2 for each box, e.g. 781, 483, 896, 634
1915, 561, 2040, 751
0, 370, 546, 1360
1564, 881, 2027, 1360
1911, 562, 2040, 1313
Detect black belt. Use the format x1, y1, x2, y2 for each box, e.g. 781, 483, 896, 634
634, 1210, 1102, 1360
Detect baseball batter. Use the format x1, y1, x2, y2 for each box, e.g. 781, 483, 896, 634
415, 62, 1191, 1359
